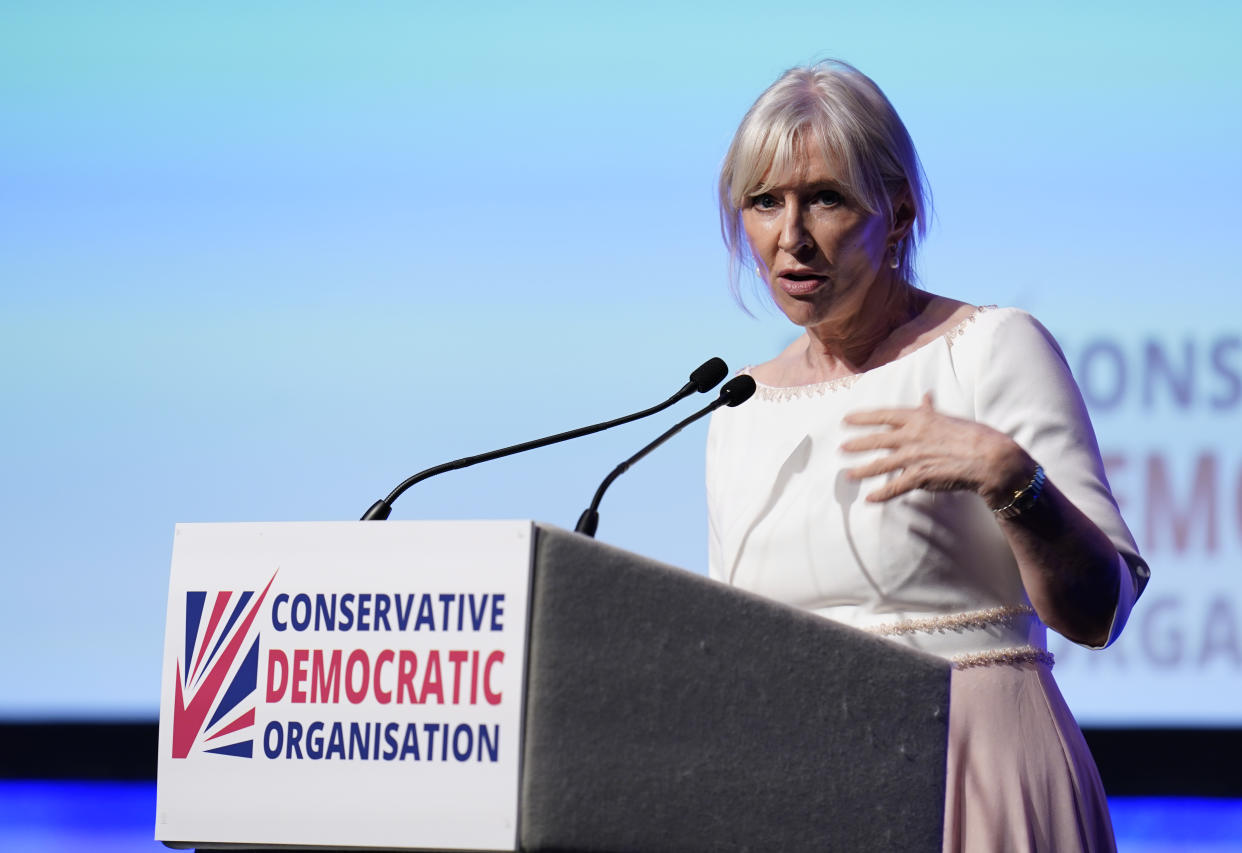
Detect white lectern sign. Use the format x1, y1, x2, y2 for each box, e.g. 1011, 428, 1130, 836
156, 521, 533, 850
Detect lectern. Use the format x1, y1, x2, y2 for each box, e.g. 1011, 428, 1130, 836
157, 521, 949, 852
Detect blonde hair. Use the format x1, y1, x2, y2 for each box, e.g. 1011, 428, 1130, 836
719, 60, 931, 303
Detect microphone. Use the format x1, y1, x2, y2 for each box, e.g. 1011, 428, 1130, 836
574, 374, 756, 537
360, 357, 729, 520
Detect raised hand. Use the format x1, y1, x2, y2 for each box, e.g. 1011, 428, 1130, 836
840, 393, 1033, 507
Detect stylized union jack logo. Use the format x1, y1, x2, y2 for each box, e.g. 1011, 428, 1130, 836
172, 572, 277, 759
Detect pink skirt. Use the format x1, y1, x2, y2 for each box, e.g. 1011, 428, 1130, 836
943, 662, 1116, 852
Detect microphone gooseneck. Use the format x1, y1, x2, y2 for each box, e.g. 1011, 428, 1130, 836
360, 358, 730, 520
575, 374, 757, 537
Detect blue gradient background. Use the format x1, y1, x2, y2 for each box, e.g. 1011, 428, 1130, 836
2, 2, 1240, 725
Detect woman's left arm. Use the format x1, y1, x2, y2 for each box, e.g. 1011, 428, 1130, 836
842, 309, 1149, 649
841, 396, 1122, 647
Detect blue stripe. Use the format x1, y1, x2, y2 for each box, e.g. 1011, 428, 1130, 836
199, 590, 254, 680
204, 739, 253, 758
206, 636, 259, 731
183, 591, 206, 684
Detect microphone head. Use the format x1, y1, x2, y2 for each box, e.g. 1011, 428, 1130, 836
719, 374, 757, 407
689, 357, 729, 393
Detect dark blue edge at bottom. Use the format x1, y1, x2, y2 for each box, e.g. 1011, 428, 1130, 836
3, 782, 1242, 847
0, 722, 1239, 796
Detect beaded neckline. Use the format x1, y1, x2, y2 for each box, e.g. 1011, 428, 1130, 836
744, 305, 997, 402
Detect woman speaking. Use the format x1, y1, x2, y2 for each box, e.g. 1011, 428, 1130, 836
707, 61, 1149, 852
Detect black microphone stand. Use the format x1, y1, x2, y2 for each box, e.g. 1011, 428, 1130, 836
575, 375, 756, 537
360, 358, 728, 520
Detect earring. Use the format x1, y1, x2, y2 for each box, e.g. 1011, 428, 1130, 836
888, 242, 901, 270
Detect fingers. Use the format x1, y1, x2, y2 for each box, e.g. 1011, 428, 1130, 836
843, 393, 935, 427
845, 453, 909, 480
866, 475, 975, 502
864, 475, 919, 502
850, 462, 930, 502
840, 431, 903, 452
841, 392, 966, 502
842, 407, 913, 427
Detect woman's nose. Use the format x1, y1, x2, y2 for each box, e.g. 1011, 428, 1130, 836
777, 206, 812, 253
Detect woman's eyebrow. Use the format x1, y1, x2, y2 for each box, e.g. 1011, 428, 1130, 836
751, 178, 848, 196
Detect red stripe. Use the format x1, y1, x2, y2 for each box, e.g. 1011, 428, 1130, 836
205, 707, 255, 741
191, 591, 232, 682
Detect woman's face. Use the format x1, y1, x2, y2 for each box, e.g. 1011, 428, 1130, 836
741, 142, 897, 333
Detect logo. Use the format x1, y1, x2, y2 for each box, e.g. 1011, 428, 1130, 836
172, 572, 277, 758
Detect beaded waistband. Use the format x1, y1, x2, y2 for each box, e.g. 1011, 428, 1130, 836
950, 646, 1054, 669
865, 603, 1035, 637
859, 604, 1052, 669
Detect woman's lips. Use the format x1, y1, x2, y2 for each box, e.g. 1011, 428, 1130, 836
777, 272, 827, 296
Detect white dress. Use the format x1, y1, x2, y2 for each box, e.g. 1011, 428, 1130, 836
706, 306, 1149, 852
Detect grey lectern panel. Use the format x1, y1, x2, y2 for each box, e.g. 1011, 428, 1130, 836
520, 525, 950, 853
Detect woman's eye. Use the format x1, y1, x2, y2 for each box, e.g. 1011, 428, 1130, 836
750, 193, 777, 210
815, 190, 843, 206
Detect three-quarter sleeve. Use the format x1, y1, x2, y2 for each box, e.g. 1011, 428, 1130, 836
965, 308, 1150, 647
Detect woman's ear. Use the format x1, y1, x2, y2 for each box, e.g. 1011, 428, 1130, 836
889, 188, 916, 244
